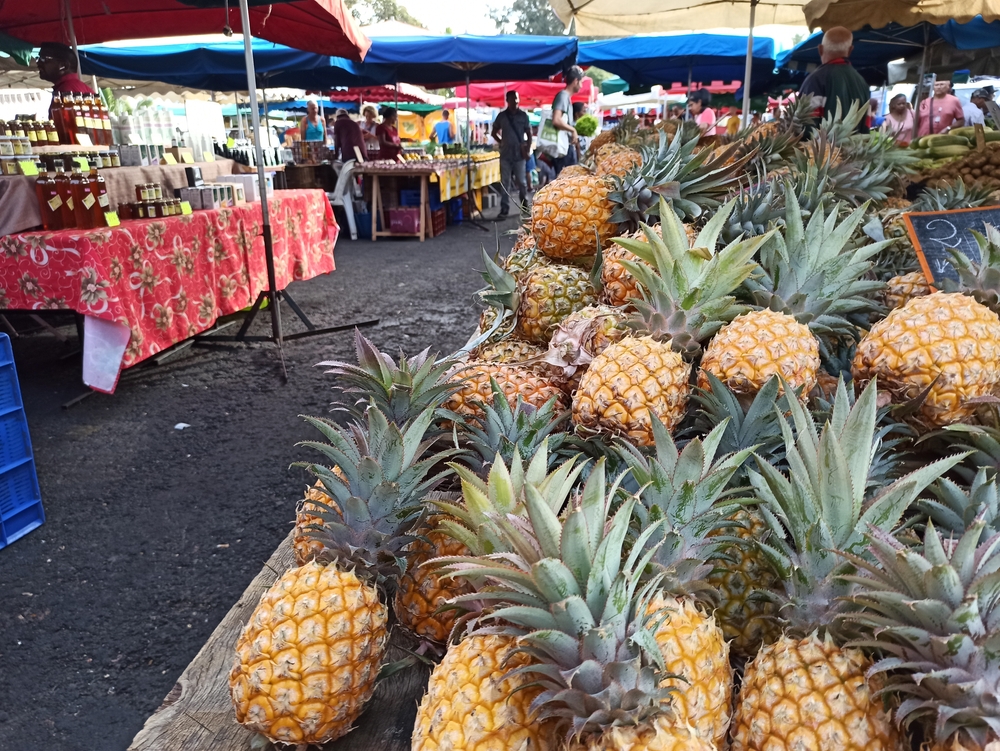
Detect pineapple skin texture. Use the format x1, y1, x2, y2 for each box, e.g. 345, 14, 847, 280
445, 362, 568, 418
601, 246, 644, 308
646, 594, 732, 749
531, 176, 618, 261
518, 264, 599, 344
475, 339, 548, 365
229, 562, 388, 745
412, 634, 554, 751
883, 271, 930, 311
853, 292, 1000, 428
707, 509, 779, 658
595, 146, 642, 178
732, 633, 901, 751
700, 310, 820, 397
573, 336, 691, 446
566, 715, 717, 751
393, 520, 473, 644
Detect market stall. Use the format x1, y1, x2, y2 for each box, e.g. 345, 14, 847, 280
0, 189, 336, 392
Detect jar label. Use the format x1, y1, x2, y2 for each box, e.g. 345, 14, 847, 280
66, 197, 74, 211
47, 195, 63, 211
98, 194, 109, 207
82, 193, 96, 209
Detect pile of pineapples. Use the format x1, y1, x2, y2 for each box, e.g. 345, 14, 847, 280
227, 107, 1000, 751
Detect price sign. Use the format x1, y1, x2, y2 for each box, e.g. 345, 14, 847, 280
181, 152, 194, 164
202, 151, 215, 162
905, 206, 1000, 284
18, 160, 38, 176
162, 153, 178, 165
75, 133, 93, 146
104, 211, 120, 227
73, 156, 90, 171
180, 201, 193, 215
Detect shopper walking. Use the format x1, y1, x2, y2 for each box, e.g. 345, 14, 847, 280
881, 93, 915, 145
798, 26, 871, 132
434, 109, 456, 145
550, 65, 584, 176
491, 91, 532, 219
917, 80, 965, 138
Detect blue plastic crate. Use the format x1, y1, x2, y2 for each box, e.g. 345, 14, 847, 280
400, 187, 443, 212
0, 334, 43, 550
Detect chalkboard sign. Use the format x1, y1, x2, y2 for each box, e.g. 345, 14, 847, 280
905, 206, 1000, 284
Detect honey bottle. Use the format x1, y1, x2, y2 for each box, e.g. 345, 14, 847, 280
70, 168, 93, 229
25, 119, 38, 145
52, 160, 75, 228
71, 94, 86, 145
97, 97, 113, 146
45, 120, 60, 144
88, 168, 108, 227
34, 169, 62, 231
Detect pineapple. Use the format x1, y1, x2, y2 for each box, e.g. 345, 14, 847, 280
555, 163, 592, 179
852, 292, 1000, 429
599, 224, 665, 308
230, 407, 451, 745
845, 519, 1000, 751
573, 200, 767, 444
543, 303, 630, 381
730, 380, 964, 751
702, 191, 887, 399
422, 458, 714, 751
617, 417, 756, 747
595, 143, 643, 178
942, 224, 1000, 316
473, 338, 546, 364
531, 174, 618, 261
443, 361, 568, 419
392, 514, 474, 644
317, 330, 458, 425
502, 233, 548, 280
915, 468, 1000, 536
292, 479, 340, 566
882, 269, 930, 310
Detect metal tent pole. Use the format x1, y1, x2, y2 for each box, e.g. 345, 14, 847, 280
62, 0, 81, 74
238, 2, 283, 348
261, 84, 271, 148
742, 0, 759, 128
686, 65, 692, 120
912, 24, 931, 139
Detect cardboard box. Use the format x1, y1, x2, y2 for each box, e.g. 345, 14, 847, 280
178, 187, 203, 211
167, 147, 195, 164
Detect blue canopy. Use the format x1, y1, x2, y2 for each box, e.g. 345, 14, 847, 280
778, 17, 1000, 85
79, 38, 388, 91
357, 35, 578, 87
579, 34, 776, 94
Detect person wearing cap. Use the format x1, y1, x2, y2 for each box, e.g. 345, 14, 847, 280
798, 27, 871, 133
36, 42, 95, 119
963, 89, 990, 127
332, 108, 366, 163
551, 65, 584, 176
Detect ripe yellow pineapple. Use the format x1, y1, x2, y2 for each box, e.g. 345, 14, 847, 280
601, 244, 645, 307
230, 408, 449, 746
292, 479, 340, 566
517, 263, 598, 343
595, 144, 643, 177
699, 309, 820, 399
393, 516, 473, 644
730, 382, 963, 751
567, 717, 716, 751
883, 270, 931, 310
230, 561, 387, 745
853, 292, 1000, 429
556, 163, 592, 179
531, 175, 618, 261
473, 338, 546, 364
573, 335, 691, 444
445, 361, 568, 419
646, 593, 732, 748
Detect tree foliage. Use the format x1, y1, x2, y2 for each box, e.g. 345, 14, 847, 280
490, 0, 565, 36
346, 0, 426, 27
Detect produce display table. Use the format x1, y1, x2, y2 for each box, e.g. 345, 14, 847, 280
356, 156, 500, 241
0, 159, 239, 237
127, 532, 427, 751
0, 189, 337, 392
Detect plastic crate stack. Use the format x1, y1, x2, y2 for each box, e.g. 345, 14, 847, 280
0, 333, 44, 550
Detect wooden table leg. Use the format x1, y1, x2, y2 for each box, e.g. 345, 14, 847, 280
419, 175, 427, 242
372, 175, 380, 241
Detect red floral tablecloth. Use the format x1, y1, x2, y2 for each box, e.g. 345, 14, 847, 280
0, 189, 338, 392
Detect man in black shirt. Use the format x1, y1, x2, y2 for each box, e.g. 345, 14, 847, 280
799, 26, 871, 133
491, 91, 532, 219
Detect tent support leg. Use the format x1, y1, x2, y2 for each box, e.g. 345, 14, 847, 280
742, 0, 758, 129
464, 72, 488, 232
912, 24, 930, 138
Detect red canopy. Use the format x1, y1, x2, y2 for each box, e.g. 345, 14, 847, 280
452, 78, 595, 109
663, 81, 741, 95
0, 0, 370, 60
328, 86, 426, 104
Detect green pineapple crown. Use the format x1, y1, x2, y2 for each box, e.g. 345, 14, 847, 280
743, 189, 888, 356
451, 378, 570, 477
912, 180, 996, 212
916, 468, 1000, 537
439, 460, 675, 741
942, 224, 1000, 316
609, 127, 754, 226
318, 330, 459, 425
747, 378, 965, 636
616, 196, 770, 357
617, 415, 756, 599
842, 519, 1000, 750
294, 405, 458, 582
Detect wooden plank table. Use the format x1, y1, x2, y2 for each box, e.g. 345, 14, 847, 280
128, 531, 431, 751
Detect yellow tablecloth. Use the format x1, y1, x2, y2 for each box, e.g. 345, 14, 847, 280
472, 158, 501, 189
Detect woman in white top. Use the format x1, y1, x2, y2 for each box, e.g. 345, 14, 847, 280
881, 93, 915, 146
360, 105, 379, 146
